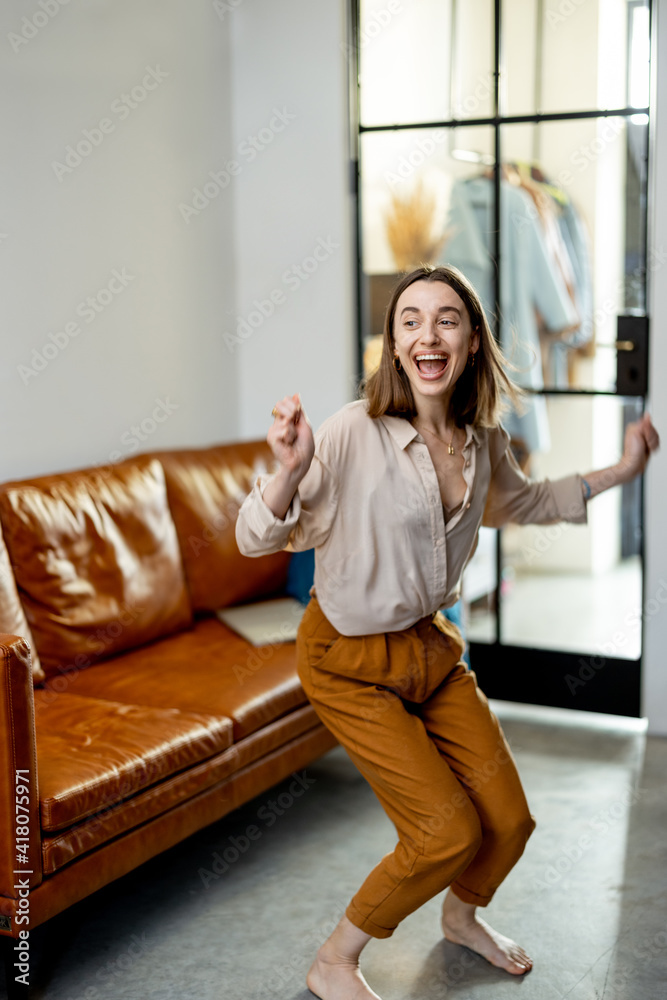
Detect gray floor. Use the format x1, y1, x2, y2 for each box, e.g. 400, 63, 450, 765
4, 701, 667, 1000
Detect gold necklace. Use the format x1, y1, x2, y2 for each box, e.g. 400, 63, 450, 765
414, 421, 457, 455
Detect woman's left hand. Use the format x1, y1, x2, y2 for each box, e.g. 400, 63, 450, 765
619, 413, 660, 480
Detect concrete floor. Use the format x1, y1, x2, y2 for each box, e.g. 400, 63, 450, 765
3, 701, 667, 1000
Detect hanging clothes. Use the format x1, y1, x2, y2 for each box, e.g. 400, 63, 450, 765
442, 173, 590, 452
550, 198, 594, 385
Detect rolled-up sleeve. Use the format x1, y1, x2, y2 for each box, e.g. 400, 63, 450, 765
482, 425, 588, 528
235, 434, 339, 557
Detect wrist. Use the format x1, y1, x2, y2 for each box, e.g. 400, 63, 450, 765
615, 457, 637, 485
276, 462, 308, 491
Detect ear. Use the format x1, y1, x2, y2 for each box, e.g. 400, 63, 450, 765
470, 327, 481, 355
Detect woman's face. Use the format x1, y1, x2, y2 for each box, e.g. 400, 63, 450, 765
392, 280, 479, 408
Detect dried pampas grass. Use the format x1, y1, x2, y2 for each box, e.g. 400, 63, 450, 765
385, 179, 447, 272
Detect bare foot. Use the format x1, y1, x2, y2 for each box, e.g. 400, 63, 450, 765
306, 945, 383, 1000
441, 892, 532, 975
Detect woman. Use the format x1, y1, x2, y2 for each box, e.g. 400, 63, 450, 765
236, 264, 659, 1000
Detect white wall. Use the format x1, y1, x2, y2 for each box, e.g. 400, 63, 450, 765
0, 0, 238, 481
643, 0, 667, 735
230, 0, 355, 439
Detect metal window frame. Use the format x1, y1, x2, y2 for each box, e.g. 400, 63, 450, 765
348, 0, 652, 716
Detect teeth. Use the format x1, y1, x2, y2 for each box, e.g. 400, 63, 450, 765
415, 354, 447, 361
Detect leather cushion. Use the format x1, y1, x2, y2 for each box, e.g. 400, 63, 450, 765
69, 615, 307, 741
41, 703, 320, 874
155, 443, 291, 611
0, 521, 44, 683
0, 457, 192, 678
34, 690, 234, 832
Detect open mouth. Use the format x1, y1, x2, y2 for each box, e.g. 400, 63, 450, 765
414, 352, 449, 377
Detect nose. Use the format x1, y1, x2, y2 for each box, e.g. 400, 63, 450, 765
420, 318, 440, 345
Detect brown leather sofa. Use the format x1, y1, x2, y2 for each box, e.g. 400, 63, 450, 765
0, 441, 336, 989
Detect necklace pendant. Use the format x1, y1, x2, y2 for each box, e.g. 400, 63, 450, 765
448, 444, 455, 455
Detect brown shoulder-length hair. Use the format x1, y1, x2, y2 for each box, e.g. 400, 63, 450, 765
363, 264, 521, 428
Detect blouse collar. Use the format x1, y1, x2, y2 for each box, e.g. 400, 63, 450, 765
380, 414, 482, 451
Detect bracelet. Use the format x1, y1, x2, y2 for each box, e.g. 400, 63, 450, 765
581, 476, 592, 501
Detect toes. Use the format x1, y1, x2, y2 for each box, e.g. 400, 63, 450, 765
507, 954, 532, 974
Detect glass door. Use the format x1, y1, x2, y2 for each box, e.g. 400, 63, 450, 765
351, 0, 651, 716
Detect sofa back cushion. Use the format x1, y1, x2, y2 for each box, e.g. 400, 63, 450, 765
156, 442, 291, 612
0, 458, 192, 679
0, 521, 45, 683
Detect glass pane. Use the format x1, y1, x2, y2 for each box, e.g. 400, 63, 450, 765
464, 527, 498, 644
358, 0, 494, 127
499, 118, 647, 394
501, 0, 650, 116
500, 395, 643, 659
436, 118, 647, 402
359, 125, 494, 348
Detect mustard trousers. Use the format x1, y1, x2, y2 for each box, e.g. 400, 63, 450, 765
296, 597, 536, 939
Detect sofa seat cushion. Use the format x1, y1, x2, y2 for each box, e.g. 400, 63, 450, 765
155, 443, 291, 612
69, 615, 307, 741
34, 690, 234, 832
0, 457, 192, 679
41, 703, 322, 875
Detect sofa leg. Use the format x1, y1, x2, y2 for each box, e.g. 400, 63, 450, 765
1, 937, 31, 999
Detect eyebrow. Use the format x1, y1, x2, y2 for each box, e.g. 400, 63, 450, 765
399, 305, 461, 317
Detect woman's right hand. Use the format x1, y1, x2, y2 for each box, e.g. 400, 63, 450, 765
267, 393, 315, 481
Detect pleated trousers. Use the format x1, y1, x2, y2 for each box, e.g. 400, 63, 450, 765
296, 596, 536, 939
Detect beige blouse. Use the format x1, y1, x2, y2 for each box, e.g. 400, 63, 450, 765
235, 400, 587, 636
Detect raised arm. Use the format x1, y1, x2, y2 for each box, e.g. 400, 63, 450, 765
579, 413, 660, 500
483, 414, 660, 529
262, 393, 315, 519
236, 394, 338, 558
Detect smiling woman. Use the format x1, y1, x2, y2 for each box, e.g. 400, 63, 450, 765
364, 264, 520, 433
235, 264, 659, 1000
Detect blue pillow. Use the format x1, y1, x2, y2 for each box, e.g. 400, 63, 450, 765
286, 549, 316, 605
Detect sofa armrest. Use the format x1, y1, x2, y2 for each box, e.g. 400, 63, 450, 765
0, 635, 41, 900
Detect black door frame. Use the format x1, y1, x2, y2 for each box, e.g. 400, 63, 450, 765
348, 0, 651, 717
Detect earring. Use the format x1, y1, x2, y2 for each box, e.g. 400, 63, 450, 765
393, 354, 402, 372
468, 350, 475, 368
